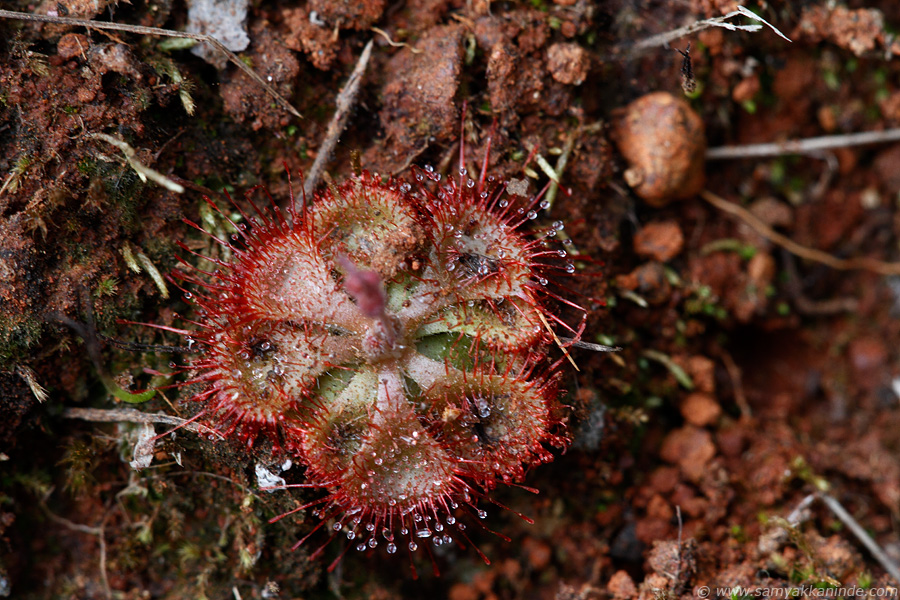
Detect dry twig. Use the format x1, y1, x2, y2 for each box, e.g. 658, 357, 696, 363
701, 190, 900, 276
707, 128, 900, 160
63, 407, 223, 438
818, 493, 900, 584
91, 132, 184, 195
301, 40, 374, 201
762, 493, 900, 585
631, 6, 790, 54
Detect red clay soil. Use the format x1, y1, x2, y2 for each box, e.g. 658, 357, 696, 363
2, 0, 900, 598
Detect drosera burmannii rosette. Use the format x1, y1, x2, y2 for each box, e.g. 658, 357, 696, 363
158, 131, 588, 571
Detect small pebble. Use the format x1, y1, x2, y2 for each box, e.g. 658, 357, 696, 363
660, 425, 716, 481
607, 570, 637, 600
613, 91, 706, 206
680, 392, 722, 427
634, 221, 684, 262
57, 33, 89, 60
546, 43, 589, 85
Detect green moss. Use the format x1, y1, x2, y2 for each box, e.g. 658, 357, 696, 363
858, 572, 873, 589
0, 315, 44, 368
93, 277, 120, 299
58, 438, 98, 497
77, 157, 98, 176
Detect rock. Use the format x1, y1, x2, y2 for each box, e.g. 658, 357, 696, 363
749, 197, 793, 229
634, 221, 684, 262
732, 74, 760, 104
88, 44, 143, 80
615, 261, 671, 305
448, 583, 478, 600
613, 92, 706, 206
522, 537, 552, 570
308, 0, 385, 29
716, 425, 746, 459
546, 42, 589, 85
648, 466, 679, 494
680, 392, 722, 427
608, 570, 637, 599
734, 252, 775, 321
808, 533, 862, 580
747, 252, 775, 286
660, 425, 716, 481
647, 539, 696, 581
377, 24, 464, 170
186, 0, 251, 69
486, 37, 545, 123
282, 7, 340, 70
37, 0, 113, 39
220, 25, 300, 130
681, 355, 716, 394
646, 494, 674, 520
639, 574, 672, 600
874, 145, 900, 194
57, 33, 89, 60
795, 5, 888, 57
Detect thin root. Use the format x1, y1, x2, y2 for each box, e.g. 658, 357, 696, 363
370, 27, 421, 53
701, 189, 900, 276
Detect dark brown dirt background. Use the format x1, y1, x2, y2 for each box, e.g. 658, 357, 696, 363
2, 0, 900, 598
